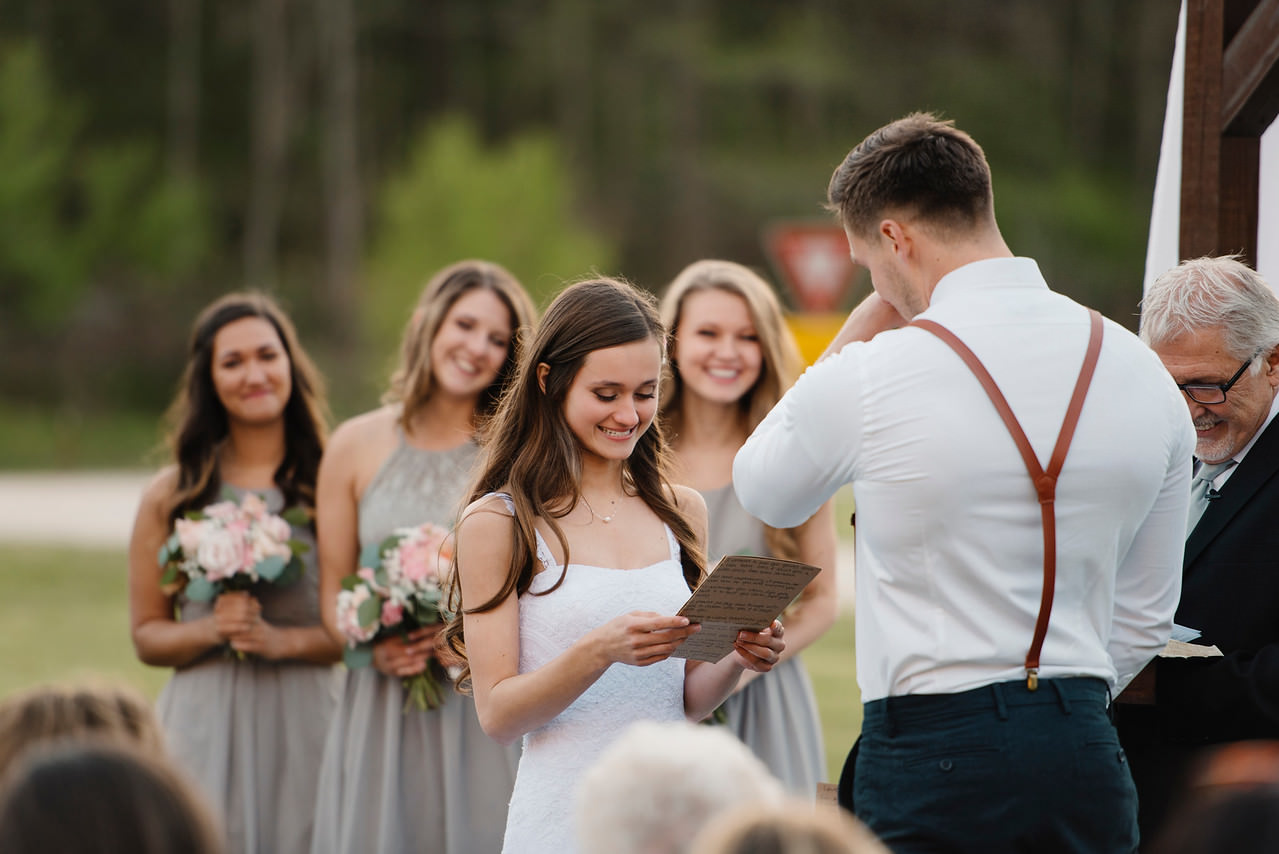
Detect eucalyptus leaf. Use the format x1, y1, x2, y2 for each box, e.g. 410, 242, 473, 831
339, 574, 362, 592
157, 533, 178, 566
185, 576, 217, 602
274, 556, 304, 587
357, 594, 381, 630
256, 555, 287, 582
159, 564, 180, 586
287, 538, 311, 557
281, 506, 310, 527
344, 645, 373, 670
357, 542, 383, 571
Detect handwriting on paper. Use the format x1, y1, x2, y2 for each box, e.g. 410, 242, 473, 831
672, 555, 820, 663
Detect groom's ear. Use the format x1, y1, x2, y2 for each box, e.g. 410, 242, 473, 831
536, 362, 550, 393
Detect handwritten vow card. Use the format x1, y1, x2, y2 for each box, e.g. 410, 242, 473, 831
673, 555, 821, 663
1160, 639, 1223, 659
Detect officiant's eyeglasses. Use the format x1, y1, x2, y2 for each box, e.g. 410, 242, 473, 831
1177, 352, 1260, 405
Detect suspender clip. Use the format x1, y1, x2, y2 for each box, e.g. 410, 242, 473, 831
1026, 668, 1039, 692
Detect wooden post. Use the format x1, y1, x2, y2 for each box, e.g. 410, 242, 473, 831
1180, 0, 1279, 267
1180, 0, 1226, 261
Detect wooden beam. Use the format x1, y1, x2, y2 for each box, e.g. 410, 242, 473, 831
1181, 0, 1225, 259
1222, 0, 1279, 134
1219, 136, 1260, 264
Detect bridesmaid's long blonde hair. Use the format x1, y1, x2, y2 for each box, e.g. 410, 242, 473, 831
383, 259, 537, 431
659, 260, 806, 559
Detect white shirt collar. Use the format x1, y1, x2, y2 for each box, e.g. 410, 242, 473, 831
928, 257, 1048, 307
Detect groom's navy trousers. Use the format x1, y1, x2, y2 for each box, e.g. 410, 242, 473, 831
842, 677, 1138, 854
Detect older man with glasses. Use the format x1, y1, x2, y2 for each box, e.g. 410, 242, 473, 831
1116, 254, 1279, 850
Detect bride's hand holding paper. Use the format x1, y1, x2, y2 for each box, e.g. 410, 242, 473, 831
673, 555, 819, 664
731, 620, 785, 672
586, 611, 701, 668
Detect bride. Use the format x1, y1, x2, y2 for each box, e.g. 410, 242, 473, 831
442, 277, 785, 854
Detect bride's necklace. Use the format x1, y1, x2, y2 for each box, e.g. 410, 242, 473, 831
580, 493, 621, 524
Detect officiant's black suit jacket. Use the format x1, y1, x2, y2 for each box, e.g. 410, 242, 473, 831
1117, 413, 1279, 844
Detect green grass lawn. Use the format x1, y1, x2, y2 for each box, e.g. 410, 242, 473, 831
0, 544, 170, 701
803, 610, 861, 782
0, 543, 861, 782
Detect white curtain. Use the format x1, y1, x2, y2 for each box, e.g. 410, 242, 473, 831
1143, 0, 1279, 293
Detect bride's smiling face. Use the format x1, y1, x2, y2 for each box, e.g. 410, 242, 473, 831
555, 336, 662, 464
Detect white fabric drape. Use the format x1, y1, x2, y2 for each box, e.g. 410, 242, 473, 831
1143, 0, 1279, 293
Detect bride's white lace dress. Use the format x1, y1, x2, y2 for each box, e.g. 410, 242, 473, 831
500, 510, 690, 854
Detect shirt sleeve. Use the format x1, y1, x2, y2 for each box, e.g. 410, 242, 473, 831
1107, 415, 1194, 692
733, 346, 864, 529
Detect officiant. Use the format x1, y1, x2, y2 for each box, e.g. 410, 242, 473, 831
1117, 255, 1279, 847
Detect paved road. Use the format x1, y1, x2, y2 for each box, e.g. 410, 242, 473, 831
0, 470, 152, 548
0, 470, 856, 607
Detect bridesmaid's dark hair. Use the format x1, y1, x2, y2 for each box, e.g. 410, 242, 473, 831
164, 292, 328, 523
443, 277, 705, 690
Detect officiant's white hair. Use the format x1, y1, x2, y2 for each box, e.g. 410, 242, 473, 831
575, 719, 786, 854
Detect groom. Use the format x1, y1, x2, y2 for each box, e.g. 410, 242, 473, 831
733, 112, 1192, 852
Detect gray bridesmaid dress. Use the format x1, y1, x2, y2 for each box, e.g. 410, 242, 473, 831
702, 482, 827, 797
156, 485, 339, 854
310, 436, 520, 854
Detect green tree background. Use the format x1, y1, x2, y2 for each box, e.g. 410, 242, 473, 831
0, 0, 1181, 465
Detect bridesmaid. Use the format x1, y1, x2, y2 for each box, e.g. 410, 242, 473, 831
128, 292, 339, 854
311, 260, 536, 854
660, 259, 839, 796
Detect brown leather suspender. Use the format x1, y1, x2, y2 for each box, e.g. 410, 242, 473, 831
909, 309, 1104, 690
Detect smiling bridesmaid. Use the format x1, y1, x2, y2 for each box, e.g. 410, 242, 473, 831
128, 292, 338, 854
660, 260, 839, 797
310, 260, 536, 854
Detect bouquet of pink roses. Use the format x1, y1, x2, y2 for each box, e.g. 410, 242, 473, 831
336, 522, 454, 711
158, 491, 310, 603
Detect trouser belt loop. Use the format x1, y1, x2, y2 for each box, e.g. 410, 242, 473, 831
1051, 679, 1072, 714
992, 682, 1009, 721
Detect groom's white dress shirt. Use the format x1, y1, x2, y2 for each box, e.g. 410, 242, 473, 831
734, 257, 1195, 702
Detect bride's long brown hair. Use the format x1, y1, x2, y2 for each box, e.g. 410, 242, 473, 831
443, 277, 705, 689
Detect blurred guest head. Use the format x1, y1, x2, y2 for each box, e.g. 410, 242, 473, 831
575, 719, 787, 854
692, 799, 891, 854
1149, 740, 1279, 854
0, 680, 165, 775
1150, 786, 1279, 854
0, 742, 224, 854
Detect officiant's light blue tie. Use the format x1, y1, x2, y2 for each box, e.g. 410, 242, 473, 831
1187, 459, 1236, 533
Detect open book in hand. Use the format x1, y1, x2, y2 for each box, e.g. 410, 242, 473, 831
671, 554, 821, 663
